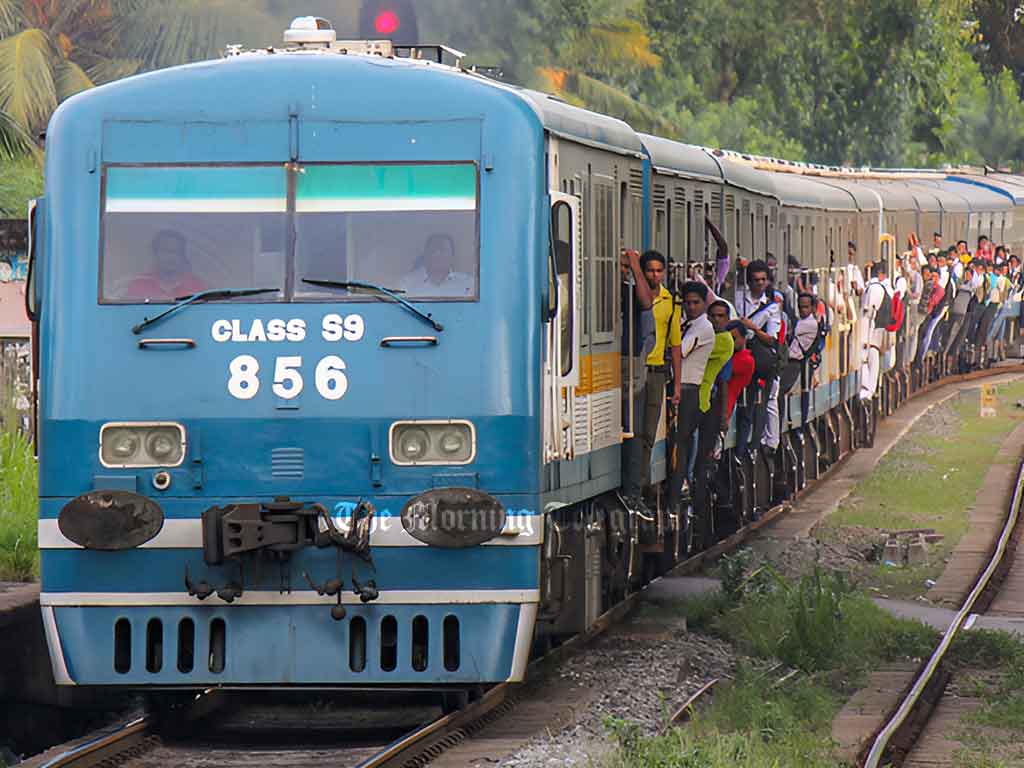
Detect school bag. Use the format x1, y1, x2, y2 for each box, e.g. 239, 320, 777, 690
747, 302, 789, 380
872, 283, 894, 330
886, 289, 904, 332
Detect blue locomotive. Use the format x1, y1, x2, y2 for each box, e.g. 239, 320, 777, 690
29, 17, 1024, 696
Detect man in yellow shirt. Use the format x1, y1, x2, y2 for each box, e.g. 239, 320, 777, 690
638, 251, 682, 493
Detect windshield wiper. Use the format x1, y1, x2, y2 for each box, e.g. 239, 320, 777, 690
132, 288, 278, 335
302, 279, 444, 332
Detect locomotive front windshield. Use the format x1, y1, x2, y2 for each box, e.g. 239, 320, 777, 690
100, 162, 479, 303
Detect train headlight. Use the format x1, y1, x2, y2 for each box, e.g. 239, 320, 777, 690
398, 428, 430, 462
389, 421, 475, 466
107, 429, 142, 462
100, 423, 186, 468
439, 428, 467, 457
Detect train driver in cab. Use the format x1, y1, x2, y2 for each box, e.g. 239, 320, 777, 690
399, 233, 474, 298
124, 229, 208, 301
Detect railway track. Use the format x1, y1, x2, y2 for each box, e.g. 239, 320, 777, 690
21, 365, 1024, 768
859, 455, 1024, 768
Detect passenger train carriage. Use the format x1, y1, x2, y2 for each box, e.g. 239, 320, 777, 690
28, 17, 1024, 697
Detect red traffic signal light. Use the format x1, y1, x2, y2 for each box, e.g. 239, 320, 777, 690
359, 0, 417, 43
374, 10, 400, 35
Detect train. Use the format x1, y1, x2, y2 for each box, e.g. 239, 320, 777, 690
27, 16, 1024, 703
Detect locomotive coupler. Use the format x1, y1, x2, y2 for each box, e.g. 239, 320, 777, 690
201, 498, 376, 565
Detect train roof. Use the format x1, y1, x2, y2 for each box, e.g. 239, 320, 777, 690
901, 180, 970, 214
638, 134, 723, 182
809, 178, 882, 211
945, 174, 1024, 206
520, 89, 644, 156
718, 156, 860, 210
941, 176, 1015, 210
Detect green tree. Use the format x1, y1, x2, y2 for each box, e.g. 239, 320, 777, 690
643, 0, 970, 165
970, 0, 1024, 91
0, 0, 107, 139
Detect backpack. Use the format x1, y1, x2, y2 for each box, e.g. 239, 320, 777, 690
872, 283, 893, 330
747, 302, 788, 381
886, 291, 904, 332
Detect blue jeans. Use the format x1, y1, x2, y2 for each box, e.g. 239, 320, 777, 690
988, 301, 1019, 346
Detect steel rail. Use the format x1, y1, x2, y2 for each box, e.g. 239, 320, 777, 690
36, 716, 151, 768
863, 457, 1024, 768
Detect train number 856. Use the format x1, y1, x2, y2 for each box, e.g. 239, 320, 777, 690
227, 355, 348, 401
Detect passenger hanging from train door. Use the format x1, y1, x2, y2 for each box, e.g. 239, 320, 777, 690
667, 282, 715, 514
761, 259, 789, 454
976, 259, 1002, 360
706, 216, 731, 296
690, 299, 734, 546
917, 266, 947, 368
846, 241, 866, 298
636, 251, 682, 508
619, 248, 655, 510
859, 262, 891, 401
735, 260, 783, 460
945, 252, 974, 369
716, 319, 755, 533
904, 252, 924, 366
988, 259, 1018, 361
890, 256, 909, 370
689, 218, 739, 319
781, 293, 822, 402
986, 259, 1011, 361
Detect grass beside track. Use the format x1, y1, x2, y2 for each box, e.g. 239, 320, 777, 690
948, 632, 1024, 767
603, 561, 940, 767
819, 381, 1024, 599
0, 397, 37, 582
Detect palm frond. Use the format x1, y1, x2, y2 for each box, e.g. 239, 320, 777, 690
109, 0, 282, 70
54, 59, 94, 101
536, 67, 674, 135
0, 110, 39, 161
582, 20, 661, 70
0, 0, 25, 37
0, 29, 58, 135
85, 57, 142, 84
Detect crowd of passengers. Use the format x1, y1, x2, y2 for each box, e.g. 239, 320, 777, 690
620, 223, 1024, 545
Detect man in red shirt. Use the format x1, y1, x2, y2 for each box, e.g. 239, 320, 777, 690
124, 230, 208, 301
724, 319, 755, 430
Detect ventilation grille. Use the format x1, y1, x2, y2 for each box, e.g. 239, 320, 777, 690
272, 448, 305, 479
629, 168, 644, 195
652, 184, 667, 208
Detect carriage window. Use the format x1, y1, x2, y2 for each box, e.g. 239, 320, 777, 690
595, 183, 615, 335
101, 165, 287, 303
295, 163, 478, 301
552, 201, 574, 377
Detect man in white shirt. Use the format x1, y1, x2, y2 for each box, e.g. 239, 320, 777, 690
400, 234, 475, 298
668, 281, 716, 512
846, 241, 866, 297
781, 293, 820, 396
735, 259, 782, 453
901, 254, 924, 364
860, 262, 890, 401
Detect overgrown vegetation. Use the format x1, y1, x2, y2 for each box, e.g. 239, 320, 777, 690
948, 633, 1024, 766
610, 557, 940, 766
603, 670, 840, 767
0, 383, 37, 582
0, 154, 43, 218
819, 382, 1024, 599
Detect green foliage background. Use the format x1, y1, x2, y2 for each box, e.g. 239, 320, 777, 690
3, 0, 1024, 215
